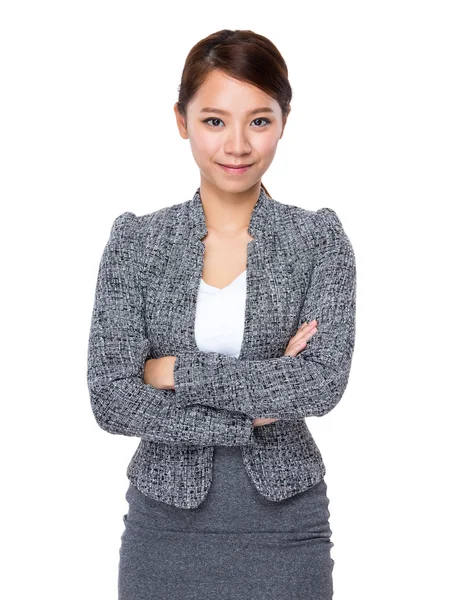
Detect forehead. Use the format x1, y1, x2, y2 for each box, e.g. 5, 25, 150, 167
189, 69, 279, 113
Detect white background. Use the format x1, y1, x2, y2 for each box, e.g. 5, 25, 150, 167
1, 1, 452, 598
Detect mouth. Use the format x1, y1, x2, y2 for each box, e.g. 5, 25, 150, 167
217, 163, 254, 174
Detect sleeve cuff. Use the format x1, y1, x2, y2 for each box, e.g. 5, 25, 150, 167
173, 350, 218, 406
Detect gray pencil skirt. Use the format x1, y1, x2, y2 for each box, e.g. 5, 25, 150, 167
118, 445, 335, 600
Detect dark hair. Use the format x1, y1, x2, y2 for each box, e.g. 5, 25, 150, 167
176, 29, 293, 199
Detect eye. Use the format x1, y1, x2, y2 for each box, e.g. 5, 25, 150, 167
251, 118, 271, 127
203, 117, 224, 127
202, 117, 271, 128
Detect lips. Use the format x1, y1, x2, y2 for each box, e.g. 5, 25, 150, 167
217, 163, 254, 174
220, 164, 253, 168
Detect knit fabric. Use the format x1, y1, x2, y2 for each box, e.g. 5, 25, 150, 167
87, 185, 357, 509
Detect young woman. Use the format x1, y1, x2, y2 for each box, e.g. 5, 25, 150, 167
87, 28, 356, 600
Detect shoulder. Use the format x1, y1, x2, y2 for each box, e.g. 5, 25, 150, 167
108, 199, 186, 242
273, 198, 351, 248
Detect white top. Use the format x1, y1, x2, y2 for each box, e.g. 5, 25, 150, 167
194, 270, 247, 358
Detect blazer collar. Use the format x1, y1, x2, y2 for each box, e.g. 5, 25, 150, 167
188, 184, 272, 241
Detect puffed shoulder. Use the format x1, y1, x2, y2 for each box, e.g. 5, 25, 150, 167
315, 206, 352, 250
316, 207, 344, 232
102, 212, 143, 263
109, 211, 139, 238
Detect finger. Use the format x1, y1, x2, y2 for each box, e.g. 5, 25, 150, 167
292, 324, 317, 345
284, 339, 307, 357
298, 319, 317, 332
293, 320, 317, 341
284, 321, 319, 357
286, 324, 318, 355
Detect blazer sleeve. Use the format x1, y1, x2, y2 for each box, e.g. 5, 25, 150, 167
173, 207, 357, 420
86, 212, 255, 446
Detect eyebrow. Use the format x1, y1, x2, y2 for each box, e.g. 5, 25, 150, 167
200, 107, 275, 116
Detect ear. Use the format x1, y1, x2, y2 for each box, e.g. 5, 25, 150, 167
174, 103, 189, 140
280, 106, 291, 138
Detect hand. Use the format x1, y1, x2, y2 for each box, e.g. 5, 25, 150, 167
283, 319, 318, 357
143, 356, 176, 390
253, 320, 318, 427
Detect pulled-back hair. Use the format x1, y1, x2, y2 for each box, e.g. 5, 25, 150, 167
176, 29, 293, 199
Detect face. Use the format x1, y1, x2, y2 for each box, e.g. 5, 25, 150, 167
174, 69, 289, 194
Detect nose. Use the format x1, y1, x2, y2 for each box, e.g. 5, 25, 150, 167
224, 126, 251, 155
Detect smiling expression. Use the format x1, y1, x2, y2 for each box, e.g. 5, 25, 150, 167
175, 69, 288, 192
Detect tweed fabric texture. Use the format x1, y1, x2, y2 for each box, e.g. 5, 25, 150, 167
87, 185, 356, 508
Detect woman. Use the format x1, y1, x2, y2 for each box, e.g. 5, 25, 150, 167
87, 29, 356, 600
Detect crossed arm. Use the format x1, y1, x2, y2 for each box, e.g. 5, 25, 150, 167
87, 212, 256, 447
87, 207, 356, 447
173, 207, 356, 420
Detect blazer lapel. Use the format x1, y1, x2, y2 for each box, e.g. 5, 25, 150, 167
144, 185, 286, 361
187, 186, 282, 361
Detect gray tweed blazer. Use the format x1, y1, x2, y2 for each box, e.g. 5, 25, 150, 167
87, 185, 356, 509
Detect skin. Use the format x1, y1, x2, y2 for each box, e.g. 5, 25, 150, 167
143, 69, 318, 426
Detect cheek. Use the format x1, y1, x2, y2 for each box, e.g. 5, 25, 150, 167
189, 129, 218, 157
256, 136, 278, 161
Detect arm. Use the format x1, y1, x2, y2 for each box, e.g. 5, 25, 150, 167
87, 212, 255, 447
173, 208, 357, 420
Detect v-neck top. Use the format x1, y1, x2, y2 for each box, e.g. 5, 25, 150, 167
194, 270, 247, 358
